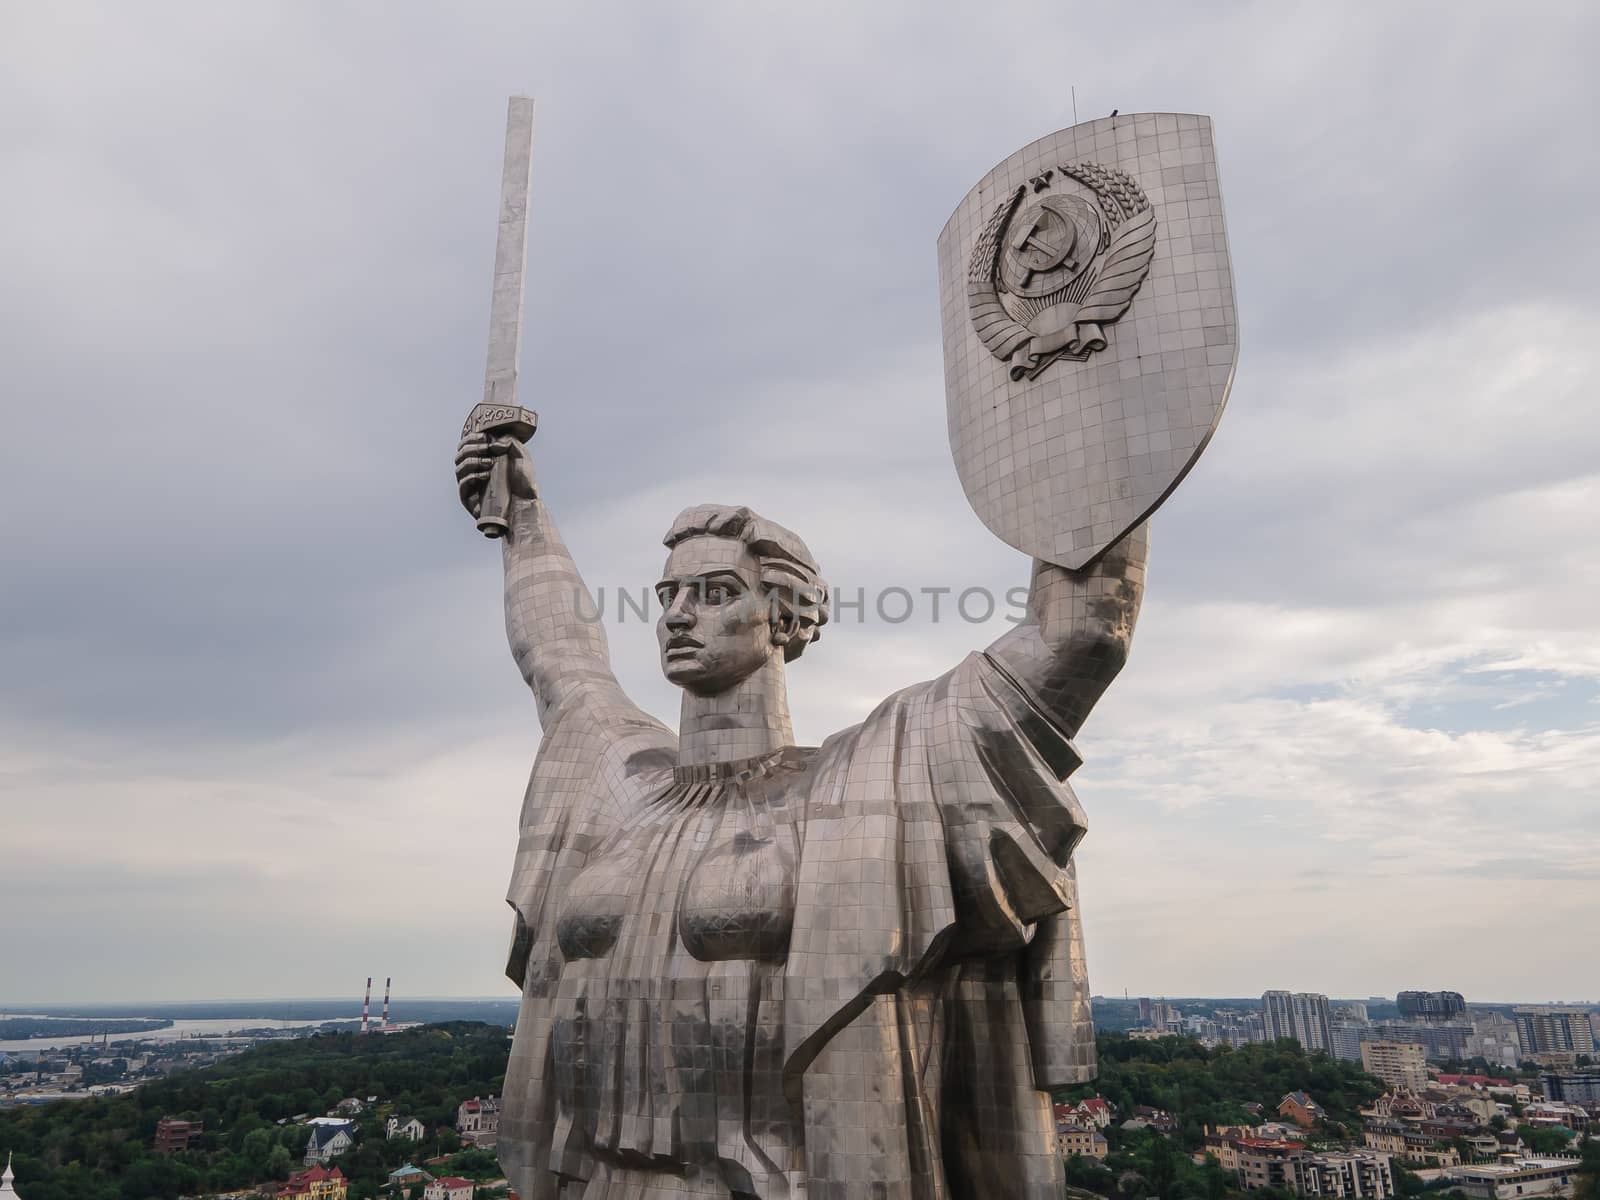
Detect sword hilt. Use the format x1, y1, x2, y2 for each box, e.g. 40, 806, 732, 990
464, 402, 539, 539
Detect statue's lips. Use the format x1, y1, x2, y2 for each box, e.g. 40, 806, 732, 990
664, 639, 703, 657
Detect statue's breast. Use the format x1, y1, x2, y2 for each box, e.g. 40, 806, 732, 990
678, 823, 796, 962
555, 763, 804, 965
555, 850, 636, 961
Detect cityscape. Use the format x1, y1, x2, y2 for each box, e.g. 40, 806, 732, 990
2, 988, 1596, 1199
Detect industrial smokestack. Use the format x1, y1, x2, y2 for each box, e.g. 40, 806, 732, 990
381, 978, 391, 1029
361, 976, 372, 1034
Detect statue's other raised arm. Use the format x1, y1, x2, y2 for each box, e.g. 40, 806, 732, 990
986, 523, 1149, 741
455, 431, 617, 725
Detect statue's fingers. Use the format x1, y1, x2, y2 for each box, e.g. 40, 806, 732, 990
454, 435, 491, 465
455, 455, 492, 480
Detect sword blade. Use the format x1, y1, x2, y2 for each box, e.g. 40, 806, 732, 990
482, 96, 536, 408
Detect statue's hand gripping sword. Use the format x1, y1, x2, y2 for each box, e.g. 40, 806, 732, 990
466, 96, 539, 539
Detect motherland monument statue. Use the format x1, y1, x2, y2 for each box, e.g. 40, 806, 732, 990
453, 99, 1237, 1200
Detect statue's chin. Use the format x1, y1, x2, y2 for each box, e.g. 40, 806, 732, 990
662, 657, 717, 694
662, 656, 762, 699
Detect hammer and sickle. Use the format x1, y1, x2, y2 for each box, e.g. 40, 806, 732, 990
1008, 196, 1082, 287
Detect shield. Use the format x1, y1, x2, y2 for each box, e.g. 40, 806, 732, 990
938, 113, 1238, 569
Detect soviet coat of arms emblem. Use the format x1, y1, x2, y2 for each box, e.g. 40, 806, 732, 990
939, 113, 1238, 570
969, 163, 1156, 381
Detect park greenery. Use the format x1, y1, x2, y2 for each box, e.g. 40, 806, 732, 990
1063, 1035, 1387, 1141
0, 1022, 510, 1200
1056, 1035, 1389, 1200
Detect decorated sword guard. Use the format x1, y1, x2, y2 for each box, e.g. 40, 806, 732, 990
465, 401, 539, 539
939, 113, 1238, 571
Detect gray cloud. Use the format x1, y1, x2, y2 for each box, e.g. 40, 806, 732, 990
2, 0, 1597, 1003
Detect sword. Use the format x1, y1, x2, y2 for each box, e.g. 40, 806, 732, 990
465, 96, 539, 539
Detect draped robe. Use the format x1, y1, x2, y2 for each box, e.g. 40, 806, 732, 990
497, 647, 1098, 1200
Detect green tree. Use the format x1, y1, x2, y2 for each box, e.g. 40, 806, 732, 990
1516, 1124, 1574, 1155
1572, 1137, 1600, 1200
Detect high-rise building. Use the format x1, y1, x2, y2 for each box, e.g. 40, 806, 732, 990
1338, 1002, 1370, 1024
1397, 991, 1466, 1024
1513, 1007, 1597, 1055
1332, 1020, 1371, 1063
1465, 1030, 1520, 1070
1541, 1074, 1600, 1106
1362, 1041, 1428, 1091
1369, 1021, 1473, 1063
1263, 991, 1334, 1054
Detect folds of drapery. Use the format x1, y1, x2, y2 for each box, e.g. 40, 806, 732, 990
500, 650, 1096, 1199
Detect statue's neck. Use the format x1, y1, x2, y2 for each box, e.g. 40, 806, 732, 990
677, 656, 793, 767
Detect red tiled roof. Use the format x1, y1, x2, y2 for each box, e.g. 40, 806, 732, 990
435, 1179, 474, 1188
276, 1164, 346, 1193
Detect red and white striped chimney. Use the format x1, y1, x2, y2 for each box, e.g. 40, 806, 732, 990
361, 976, 372, 1034
381, 977, 391, 1029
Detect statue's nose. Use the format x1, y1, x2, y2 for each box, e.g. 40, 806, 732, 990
664, 592, 695, 628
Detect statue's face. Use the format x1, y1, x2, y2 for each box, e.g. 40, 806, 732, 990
656, 536, 775, 696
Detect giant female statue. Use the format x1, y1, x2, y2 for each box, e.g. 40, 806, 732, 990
454, 429, 1148, 1200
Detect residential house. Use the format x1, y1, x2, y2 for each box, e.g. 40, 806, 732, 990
1522, 1102, 1589, 1134
1462, 1135, 1501, 1162
303, 1121, 356, 1166
332, 1097, 365, 1117
388, 1164, 434, 1190
153, 1117, 203, 1154
386, 1115, 427, 1141
1236, 1141, 1394, 1198
456, 1094, 501, 1148
387, 1171, 432, 1196
1361, 1091, 1435, 1123
1204, 1126, 1316, 1174
1123, 1105, 1177, 1134
1072, 1097, 1114, 1129
1435, 1095, 1497, 1125
271, 1165, 348, 1200
1300, 1151, 1395, 1199
1278, 1092, 1326, 1129
1236, 1139, 1308, 1191
1054, 1118, 1109, 1161
424, 1177, 475, 1200
1434, 1074, 1511, 1090
1362, 1122, 1460, 1167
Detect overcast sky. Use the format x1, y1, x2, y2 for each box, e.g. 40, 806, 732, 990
2, 2, 1597, 1009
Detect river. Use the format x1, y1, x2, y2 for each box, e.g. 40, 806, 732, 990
0, 1015, 356, 1053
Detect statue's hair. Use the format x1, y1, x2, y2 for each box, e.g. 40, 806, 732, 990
663, 504, 829, 662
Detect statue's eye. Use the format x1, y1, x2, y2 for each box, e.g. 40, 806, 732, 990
703, 582, 734, 605
655, 585, 676, 608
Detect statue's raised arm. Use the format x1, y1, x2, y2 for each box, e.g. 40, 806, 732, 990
455, 431, 624, 725
986, 523, 1149, 741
